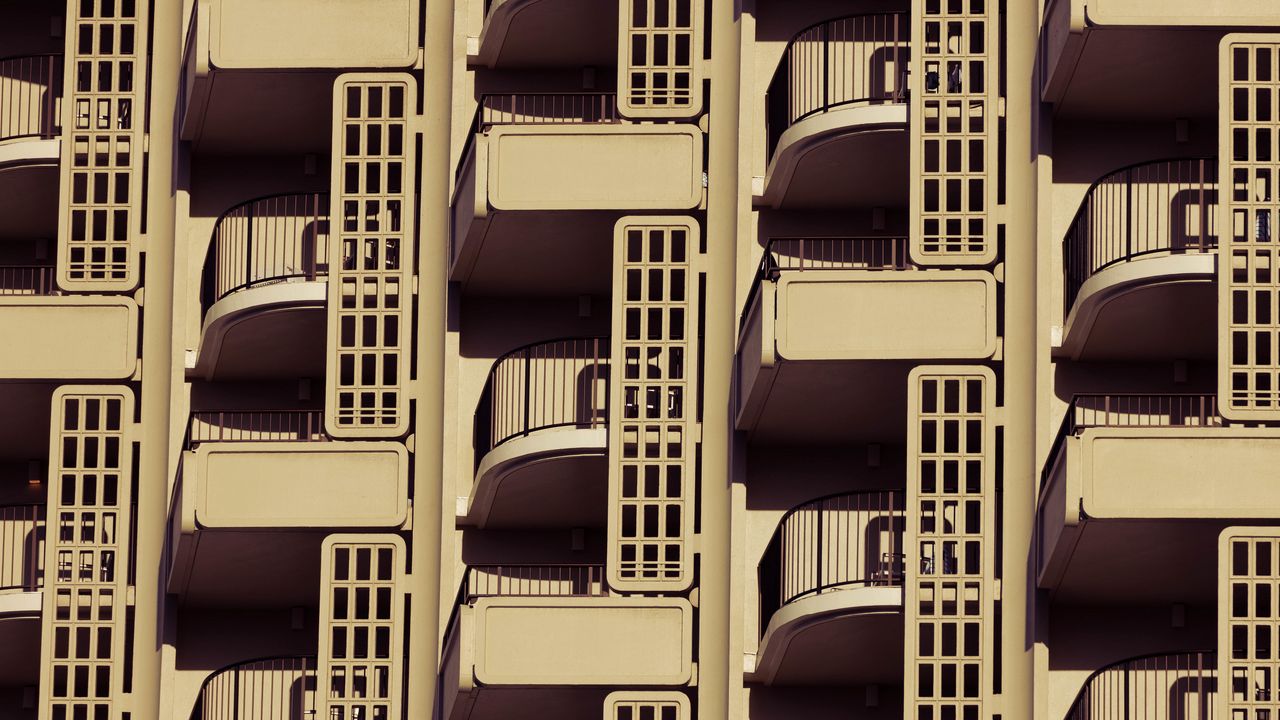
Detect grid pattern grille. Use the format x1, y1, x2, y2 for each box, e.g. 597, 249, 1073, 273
58, 0, 146, 290
326, 76, 416, 437
911, 0, 996, 265
618, 0, 702, 117
318, 536, 404, 720
906, 368, 994, 720
40, 388, 133, 720
1222, 530, 1280, 719
603, 691, 690, 720
1221, 41, 1280, 419
608, 219, 699, 591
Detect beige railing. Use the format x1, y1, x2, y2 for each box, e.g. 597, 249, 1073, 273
192, 656, 316, 720
0, 54, 62, 142
0, 504, 43, 592
1064, 652, 1216, 720
187, 411, 329, 445
0, 266, 57, 295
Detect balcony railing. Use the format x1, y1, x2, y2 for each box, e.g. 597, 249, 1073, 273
0, 266, 56, 296
186, 411, 330, 446
0, 54, 62, 142
190, 656, 317, 720
473, 336, 609, 470
0, 504, 44, 592
201, 193, 330, 314
758, 491, 904, 636
765, 13, 908, 157
742, 236, 913, 331
457, 92, 621, 182
1063, 157, 1218, 312
1064, 651, 1216, 720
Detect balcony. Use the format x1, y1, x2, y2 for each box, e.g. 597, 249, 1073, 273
179, 0, 416, 153
0, 54, 61, 242
189, 656, 316, 720
191, 193, 329, 380
750, 491, 904, 687
1036, 393, 1280, 604
451, 93, 702, 295
462, 337, 609, 529
441, 565, 693, 720
471, 0, 618, 69
0, 504, 43, 705
735, 237, 996, 444
1040, 0, 1255, 117
1061, 652, 1215, 720
0, 265, 139, 379
167, 411, 408, 606
1058, 158, 1217, 361
757, 13, 908, 209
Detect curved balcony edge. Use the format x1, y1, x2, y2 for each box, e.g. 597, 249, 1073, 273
1061, 650, 1216, 720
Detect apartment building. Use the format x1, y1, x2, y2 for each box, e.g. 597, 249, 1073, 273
0, 0, 1276, 719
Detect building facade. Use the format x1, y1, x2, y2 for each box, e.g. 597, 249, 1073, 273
0, 0, 1271, 719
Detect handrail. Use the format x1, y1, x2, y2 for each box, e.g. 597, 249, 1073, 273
757, 490, 904, 638
1041, 393, 1222, 490
0, 265, 57, 295
740, 237, 912, 332
186, 410, 329, 446
1062, 157, 1218, 313
456, 92, 621, 183
0, 53, 62, 142
1063, 651, 1216, 720
473, 336, 609, 471
190, 655, 317, 720
201, 192, 330, 315
0, 504, 44, 592
765, 12, 909, 157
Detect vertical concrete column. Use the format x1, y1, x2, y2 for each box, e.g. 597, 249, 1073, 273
406, 0, 454, 716
135, 0, 180, 718
700, 0, 741, 717
1003, 0, 1038, 717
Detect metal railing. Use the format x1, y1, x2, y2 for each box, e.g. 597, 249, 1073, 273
0, 54, 62, 142
0, 504, 44, 592
190, 656, 317, 720
1063, 651, 1216, 720
758, 491, 904, 636
765, 13, 908, 157
201, 193, 330, 314
742, 237, 912, 331
1063, 157, 1218, 312
473, 336, 609, 470
186, 411, 330, 446
0, 266, 56, 295
457, 92, 621, 182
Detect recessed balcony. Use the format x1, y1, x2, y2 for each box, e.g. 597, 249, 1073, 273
461, 337, 609, 529
451, 93, 702, 296
750, 491, 904, 687
471, 0, 618, 69
1040, 0, 1254, 118
179, 0, 417, 153
191, 192, 329, 381
167, 410, 408, 607
441, 565, 693, 720
0, 54, 61, 242
1061, 651, 1215, 720
1035, 393, 1280, 604
756, 13, 909, 209
0, 504, 43, 708
1058, 158, 1217, 361
188, 656, 316, 720
735, 237, 997, 444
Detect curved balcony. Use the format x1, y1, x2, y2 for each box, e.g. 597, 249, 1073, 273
190, 656, 316, 720
0, 504, 43, 696
758, 14, 909, 209
751, 491, 904, 686
1063, 651, 1215, 720
1059, 158, 1217, 361
472, 0, 618, 69
193, 193, 329, 380
168, 411, 408, 606
0, 54, 62, 242
441, 565, 693, 720
463, 337, 609, 529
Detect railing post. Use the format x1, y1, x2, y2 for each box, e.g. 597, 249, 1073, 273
815, 504, 824, 592
821, 21, 830, 113
522, 348, 532, 437
233, 666, 240, 720
1125, 169, 1133, 259
1123, 660, 1130, 720
244, 204, 255, 292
